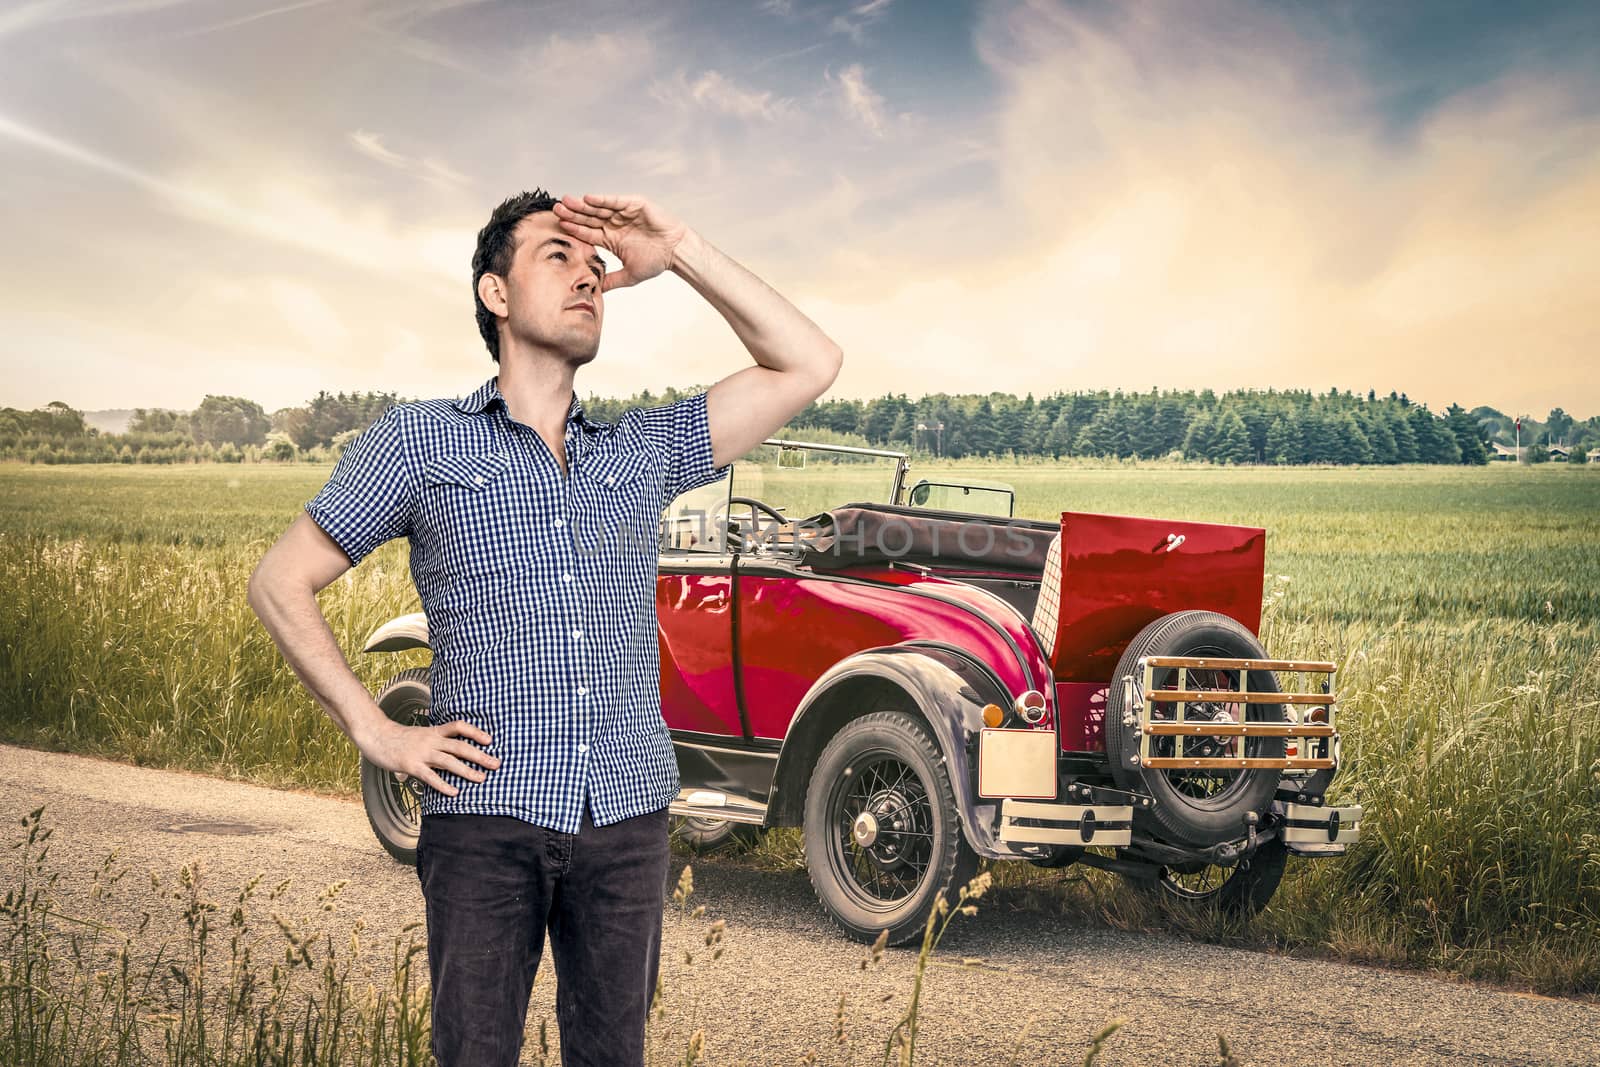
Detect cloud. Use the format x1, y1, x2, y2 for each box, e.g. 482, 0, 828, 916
0, 107, 472, 306
624, 147, 691, 178
830, 63, 886, 135
524, 30, 656, 91
792, 0, 1599, 413
2, 0, 1592, 419
0, 0, 209, 41
349, 128, 406, 167
829, 0, 894, 44
651, 69, 790, 121
349, 128, 472, 188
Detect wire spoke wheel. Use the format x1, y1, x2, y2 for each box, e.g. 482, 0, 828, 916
827, 752, 936, 909
360, 667, 431, 865
671, 815, 769, 854
803, 710, 979, 946
1148, 662, 1275, 804
1144, 839, 1290, 916
1106, 611, 1287, 850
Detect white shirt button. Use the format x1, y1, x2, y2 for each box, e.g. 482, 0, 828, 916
553, 517, 565, 528
577, 743, 589, 754
562, 572, 574, 583
571, 629, 583, 641
606, 475, 615, 485
576, 685, 589, 696
473, 475, 485, 486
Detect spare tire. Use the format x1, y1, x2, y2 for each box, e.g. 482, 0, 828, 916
1104, 611, 1285, 847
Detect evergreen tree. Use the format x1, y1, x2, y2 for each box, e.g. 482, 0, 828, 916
965, 398, 1000, 456
1444, 403, 1489, 465
1213, 411, 1251, 464
1265, 416, 1296, 464
1183, 410, 1217, 460
1387, 407, 1419, 463
1409, 407, 1463, 464
1300, 411, 1337, 463
1360, 410, 1398, 464
1045, 411, 1075, 458
1336, 412, 1374, 464
887, 410, 915, 446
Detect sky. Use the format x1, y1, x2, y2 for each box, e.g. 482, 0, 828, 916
1, 0, 1596, 417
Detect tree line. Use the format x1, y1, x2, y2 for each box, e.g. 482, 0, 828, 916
762, 388, 1593, 465
0, 390, 400, 465
2, 386, 1594, 466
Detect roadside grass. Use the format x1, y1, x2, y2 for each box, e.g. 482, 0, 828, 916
1, 463, 1598, 995
2, 808, 1159, 1067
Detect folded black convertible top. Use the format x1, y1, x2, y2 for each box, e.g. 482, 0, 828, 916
800, 503, 1057, 573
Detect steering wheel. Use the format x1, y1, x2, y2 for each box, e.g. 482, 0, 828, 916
713, 496, 789, 552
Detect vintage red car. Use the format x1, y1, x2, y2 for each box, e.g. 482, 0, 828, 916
358, 439, 1362, 945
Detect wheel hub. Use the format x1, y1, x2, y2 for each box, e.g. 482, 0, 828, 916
854, 788, 916, 870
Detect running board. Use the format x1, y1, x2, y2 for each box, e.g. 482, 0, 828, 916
668, 789, 769, 826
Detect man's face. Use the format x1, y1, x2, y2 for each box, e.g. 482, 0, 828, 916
484, 210, 606, 364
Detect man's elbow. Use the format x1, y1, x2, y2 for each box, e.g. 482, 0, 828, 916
246, 559, 275, 621
810, 342, 843, 395
247, 554, 303, 623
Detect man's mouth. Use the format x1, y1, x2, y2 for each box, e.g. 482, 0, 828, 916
567, 303, 595, 315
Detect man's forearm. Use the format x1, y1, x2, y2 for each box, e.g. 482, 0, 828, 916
669, 228, 842, 384
247, 575, 388, 750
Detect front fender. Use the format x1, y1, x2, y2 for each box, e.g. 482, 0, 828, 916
362, 612, 430, 653
770, 643, 1026, 859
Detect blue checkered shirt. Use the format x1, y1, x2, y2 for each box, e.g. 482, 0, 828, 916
305, 375, 729, 832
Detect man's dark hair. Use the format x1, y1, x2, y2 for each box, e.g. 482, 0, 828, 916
472, 188, 559, 363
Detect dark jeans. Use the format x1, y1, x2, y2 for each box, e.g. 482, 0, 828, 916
415, 800, 671, 1067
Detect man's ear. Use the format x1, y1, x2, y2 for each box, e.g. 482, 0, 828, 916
478, 273, 508, 315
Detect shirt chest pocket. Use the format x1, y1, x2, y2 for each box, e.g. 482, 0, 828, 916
420, 451, 532, 576
570, 449, 662, 559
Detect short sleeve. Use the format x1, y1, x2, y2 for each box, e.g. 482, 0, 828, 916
303, 406, 417, 567
633, 390, 731, 507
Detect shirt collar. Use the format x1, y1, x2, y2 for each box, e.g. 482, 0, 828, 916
455, 375, 590, 429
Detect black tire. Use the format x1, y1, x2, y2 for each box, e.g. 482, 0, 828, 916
1132, 837, 1288, 917
361, 666, 430, 865
803, 710, 980, 946
671, 815, 770, 854
1105, 611, 1286, 848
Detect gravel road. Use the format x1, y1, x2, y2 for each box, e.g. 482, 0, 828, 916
3, 743, 1596, 1066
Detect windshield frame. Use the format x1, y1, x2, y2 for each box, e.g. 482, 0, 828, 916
759, 437, 912, 506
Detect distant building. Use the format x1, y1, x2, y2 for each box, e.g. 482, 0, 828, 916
1550, 444, 1570, 462
1491, 443, 1518, 461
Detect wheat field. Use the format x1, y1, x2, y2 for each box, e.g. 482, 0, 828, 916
1, 460, 1596, 992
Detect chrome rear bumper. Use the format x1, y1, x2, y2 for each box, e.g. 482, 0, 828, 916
998, 798, 1133, 848
1281, 801, 1363, 853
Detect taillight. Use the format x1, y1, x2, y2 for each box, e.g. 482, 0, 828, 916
1013, 689, 1047, 725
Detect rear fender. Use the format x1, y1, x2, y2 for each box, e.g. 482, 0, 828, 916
362, 612, 430, 653
768, 644, 1025, 859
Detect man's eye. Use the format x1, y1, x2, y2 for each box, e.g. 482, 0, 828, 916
550, 251, 567, 261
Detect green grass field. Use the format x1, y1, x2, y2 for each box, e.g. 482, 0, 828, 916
2, 460, 1597, 993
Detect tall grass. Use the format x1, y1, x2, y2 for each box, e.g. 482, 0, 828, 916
1, 462, 1598, 992
2, 809, 1145, 1066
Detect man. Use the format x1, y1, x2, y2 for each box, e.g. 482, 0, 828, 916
247, 188, 842, 1066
